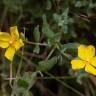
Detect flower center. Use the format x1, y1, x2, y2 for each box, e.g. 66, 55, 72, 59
85, 60, 91, 66
9, 40, 13, 44
9, 38, 16, 45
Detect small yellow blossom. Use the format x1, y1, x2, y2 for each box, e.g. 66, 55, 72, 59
71, 45, 96, 75
0, 26, 24, 61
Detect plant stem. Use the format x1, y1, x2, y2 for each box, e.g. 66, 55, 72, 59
16, 27, 25, 77
10, 62, 13, 84
46, 47, 56, 60
16, 53, 23, 77
45, 72, 85, 96
37, 76, 74, 80
25, 41, 49, 46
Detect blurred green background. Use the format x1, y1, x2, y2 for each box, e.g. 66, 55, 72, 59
0, 0, 96, 96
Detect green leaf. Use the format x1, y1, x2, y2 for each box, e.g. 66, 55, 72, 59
33, 25, 40, 53
17, 79, 29, 89
47, 33, 61, 45
3, 0, 27, 12
75, 1, 88, 7
75, 70, 88, 84
33, 25, 40, 44
57, 55, 64, 66
23, 91, 34, 96
37, 56, 57, 72
13, 72, 37, 94
61, 8, 69, 34
46, 0, 52, 10
21, 72, 37, 89
62, 8, 69, 19
53, 13, 61, 23
33, 45, 40, 54
61, 43, 79, 50
53, 8, 70, 34
42, 14, 55, 38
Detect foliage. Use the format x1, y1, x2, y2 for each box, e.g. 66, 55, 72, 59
0, 0, 96, 96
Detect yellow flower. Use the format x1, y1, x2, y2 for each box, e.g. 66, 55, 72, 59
71, 45, 96, 75
0, 26, 24, 61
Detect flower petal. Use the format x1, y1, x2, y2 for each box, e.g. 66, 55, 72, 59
78, 45, 86, 60
71, 59, 85, 70
90, 56, 96, 67
5, 47, 15, 61
0, 32, 10, 41
86, 45, 95, 59
10, 26, 19, 39
0, 41, 9, 48
85, 64, 96, 75
78, 45, 95, 60
15, 39, 24, 50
